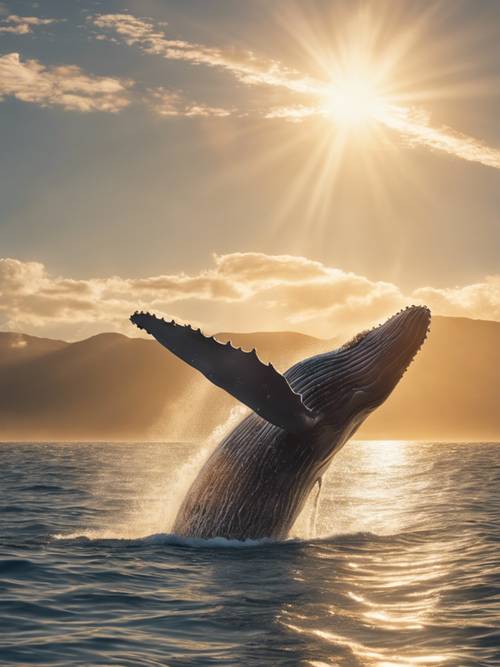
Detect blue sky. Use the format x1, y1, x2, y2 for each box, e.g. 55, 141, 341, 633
0, 0, 499, 339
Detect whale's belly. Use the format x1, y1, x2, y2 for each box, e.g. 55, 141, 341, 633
172, 414, 319, 540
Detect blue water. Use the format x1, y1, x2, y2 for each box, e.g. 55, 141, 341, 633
0, 441, 498, 666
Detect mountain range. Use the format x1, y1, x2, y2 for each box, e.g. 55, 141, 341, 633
0, 316, 498, 442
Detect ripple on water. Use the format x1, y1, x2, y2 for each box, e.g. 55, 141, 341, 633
0, 441, 498, 666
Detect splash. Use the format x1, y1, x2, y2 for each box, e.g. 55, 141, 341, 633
56, 406, 248, 541
157, 405, 249, 531
291, 477, 324, 540
53, 531, 283, 549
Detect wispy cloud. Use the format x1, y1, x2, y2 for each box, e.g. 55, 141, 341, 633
0, 52, 132, 112
90, 12, 500, 170
264, 104, 322, 123
0, 7, 500, 174
2, 10, 499, 168
90, 13, 321, 95
380, 105, 500, 170
150, 88, 231, 118
0, 14, 61, 34
1, 254, 499, 340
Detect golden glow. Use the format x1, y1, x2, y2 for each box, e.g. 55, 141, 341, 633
281, 441, 461, 667
323, 71, 388, 129
260, 2, 500, 250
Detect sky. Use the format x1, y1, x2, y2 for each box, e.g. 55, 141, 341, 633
0, 0, 499, 341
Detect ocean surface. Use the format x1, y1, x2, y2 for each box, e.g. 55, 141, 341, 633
0, 440, 498, 666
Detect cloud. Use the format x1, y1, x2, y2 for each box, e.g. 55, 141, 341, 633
150, 88, 231, 118
0, 14, 61, 34
1, 254, 499, 341
264, 105, 323, 123
413, 276, 500, 321
213, 252, 330, 284
91, 14, 323, 121
0, 52, 132, 112
90, 12, 500, 169
6, 8, 499, 172
90, 13, 320, 95
382, 105, 500, 171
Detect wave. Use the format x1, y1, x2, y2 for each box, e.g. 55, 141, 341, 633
52, 530, 285, 549
51, 527, 435, 550
3, 441, 499, 666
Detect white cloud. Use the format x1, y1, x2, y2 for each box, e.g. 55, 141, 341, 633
383, 105, 500, 171
0, 52, 132, 112
264, 105, 323, 123
150, 88, 231, 118
90, 13, 320, 96
1, 253, 499, 341
0, 14, 61, 34
413, 276, 500, 321
89, 12, 500, 169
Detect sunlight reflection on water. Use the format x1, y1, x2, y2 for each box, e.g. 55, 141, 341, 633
279, 441, 498, 666
0, 440, 498, 666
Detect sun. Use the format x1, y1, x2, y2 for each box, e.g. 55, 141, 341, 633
323, 71, 388, 129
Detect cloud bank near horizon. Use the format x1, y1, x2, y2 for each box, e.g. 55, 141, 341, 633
0, 253, 498, 341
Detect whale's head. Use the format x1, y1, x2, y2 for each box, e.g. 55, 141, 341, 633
290, 305, 431, 453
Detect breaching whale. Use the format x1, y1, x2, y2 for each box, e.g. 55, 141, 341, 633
130, 305, 430, 540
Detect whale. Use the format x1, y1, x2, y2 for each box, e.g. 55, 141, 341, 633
130, 305, 431, 540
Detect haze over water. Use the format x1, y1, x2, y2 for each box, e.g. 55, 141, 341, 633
0, 440, 498, 666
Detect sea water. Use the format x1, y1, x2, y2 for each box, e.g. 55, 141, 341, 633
0, 441, 498, 666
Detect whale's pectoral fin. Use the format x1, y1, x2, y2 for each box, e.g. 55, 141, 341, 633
130, 311, 319, 433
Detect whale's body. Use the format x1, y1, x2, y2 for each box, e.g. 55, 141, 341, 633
131, 306, 430, 540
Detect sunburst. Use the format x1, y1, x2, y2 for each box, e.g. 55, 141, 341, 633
323, 70, 388, 129
259, 1, 500, 247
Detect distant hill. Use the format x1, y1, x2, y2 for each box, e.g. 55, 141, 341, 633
0, 332, 68, 367
0, 316, 498, 441
0, 329, 328, 441
364, 316, 500, 441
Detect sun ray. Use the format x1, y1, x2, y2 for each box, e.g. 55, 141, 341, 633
304, 128, 349, 234
233, 1, 499, 253
266, 1, 500, 171
270, 124, 339, 237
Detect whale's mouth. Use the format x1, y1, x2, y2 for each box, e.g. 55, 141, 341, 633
331, 305, 431, 414
352, 305, 431, 403
342, 305, 430, 353
380, 305, 430, 375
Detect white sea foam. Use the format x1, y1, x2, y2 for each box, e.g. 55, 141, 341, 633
52, 530, 290, 549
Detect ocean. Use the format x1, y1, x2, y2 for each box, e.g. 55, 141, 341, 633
0, 440, 498, 666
